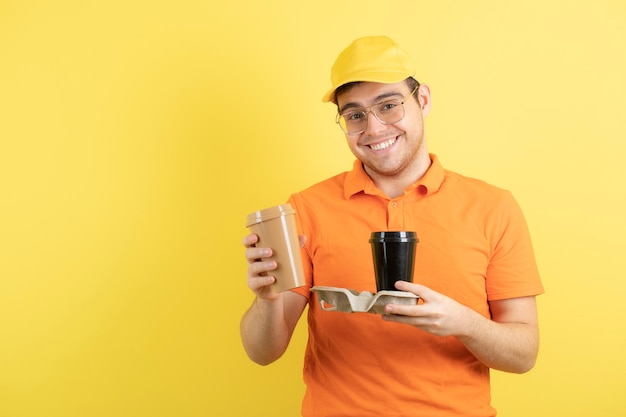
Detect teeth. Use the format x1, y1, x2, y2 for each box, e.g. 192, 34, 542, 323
370, 138, 396, 151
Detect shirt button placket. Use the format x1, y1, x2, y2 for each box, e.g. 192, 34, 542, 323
388, 199, 403, 230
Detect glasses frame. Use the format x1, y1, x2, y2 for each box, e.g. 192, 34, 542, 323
335, 84, 420, 135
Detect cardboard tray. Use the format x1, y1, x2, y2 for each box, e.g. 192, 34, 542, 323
310, 286, 419, 314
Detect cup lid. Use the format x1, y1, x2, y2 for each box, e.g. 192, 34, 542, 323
369, 231, 418, 242
246, 203, 296, 226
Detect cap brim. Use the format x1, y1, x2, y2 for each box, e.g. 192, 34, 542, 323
322, 70, 414, 103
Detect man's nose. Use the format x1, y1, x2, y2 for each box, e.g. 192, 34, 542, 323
363, 110, 386, 135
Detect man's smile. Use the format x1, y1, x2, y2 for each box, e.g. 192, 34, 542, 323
368, 137, 397, 151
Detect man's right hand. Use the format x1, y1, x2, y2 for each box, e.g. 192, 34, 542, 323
242, 233, 281, 300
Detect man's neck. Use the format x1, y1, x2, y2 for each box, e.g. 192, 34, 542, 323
367, 151, 431, 199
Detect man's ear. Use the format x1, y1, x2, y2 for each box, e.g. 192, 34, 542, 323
417, 84, 431, 116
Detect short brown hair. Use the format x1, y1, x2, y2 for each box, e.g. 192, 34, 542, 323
333, 77, 420, 107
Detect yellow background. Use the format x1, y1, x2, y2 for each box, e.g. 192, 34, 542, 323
1, 0, 625, 415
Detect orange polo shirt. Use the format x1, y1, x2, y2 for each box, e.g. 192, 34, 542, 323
288, 155, 543, 417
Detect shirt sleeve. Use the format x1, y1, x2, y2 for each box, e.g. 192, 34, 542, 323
485, 191, 544, 300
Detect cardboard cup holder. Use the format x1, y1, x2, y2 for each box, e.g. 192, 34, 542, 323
311, 286, 419, 315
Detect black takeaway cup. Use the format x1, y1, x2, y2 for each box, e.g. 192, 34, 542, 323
369, 231, 418, 292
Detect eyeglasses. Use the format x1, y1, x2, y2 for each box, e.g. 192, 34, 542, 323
335, 84, 419, 135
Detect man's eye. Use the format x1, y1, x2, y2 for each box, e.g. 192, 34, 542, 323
346, 112, 363, 121
380, 101, 398, 111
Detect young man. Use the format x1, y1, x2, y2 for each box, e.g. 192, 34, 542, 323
240, 36, 544, 417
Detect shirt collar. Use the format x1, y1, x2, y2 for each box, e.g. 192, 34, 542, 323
344, 153, 445, 199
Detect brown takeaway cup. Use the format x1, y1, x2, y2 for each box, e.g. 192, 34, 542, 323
246, 204, 306, 292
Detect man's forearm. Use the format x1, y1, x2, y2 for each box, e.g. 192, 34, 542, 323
240, 297, 292, 365
456, 298, 539, 373
457, 312, 539, 373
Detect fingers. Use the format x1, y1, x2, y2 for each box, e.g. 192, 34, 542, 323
242, 232, 307, 299
245, 246, 277, 282
394, 281, 431, 299
384, 282, 431, 318
243, 232, 279, 298
243, 233, 273, 263
242, 233, 259, 248
383, 282, 425, 316
248, 258, 277, 276
382, 284, 465, 337
248, 272, 276, 291
245, 245, 272, 263
382, 310, 420, 325
384, 302, 418, 317
246, 255, 278, 299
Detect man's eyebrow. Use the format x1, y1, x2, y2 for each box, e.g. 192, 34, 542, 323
339, 91, 405, 114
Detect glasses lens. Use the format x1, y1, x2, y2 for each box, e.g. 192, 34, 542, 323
338, 111, 364, 134
374, 100, 404, 124
337, 100, 405, 134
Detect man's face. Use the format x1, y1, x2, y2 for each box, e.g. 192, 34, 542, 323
335, 81, 430, 181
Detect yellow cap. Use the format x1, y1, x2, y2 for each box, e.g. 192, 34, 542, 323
322, 36, 416, 103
